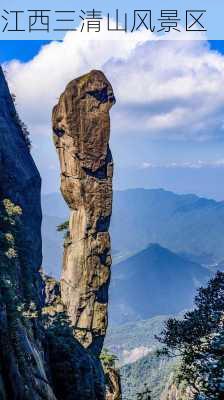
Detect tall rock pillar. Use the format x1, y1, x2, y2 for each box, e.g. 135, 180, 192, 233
52, 70, 115, 355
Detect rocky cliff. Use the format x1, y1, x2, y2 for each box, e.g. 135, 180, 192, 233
52, 70, 115, 356
0, 67, 42, 303
160, 385, 193, 400
0, 66, 56, 400
0, 66, 106, 400
160, 374, 193, 400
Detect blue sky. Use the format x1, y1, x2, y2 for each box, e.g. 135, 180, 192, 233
1, 38, 224, 200
1, 39, 224, 62
0, 41, 50, 62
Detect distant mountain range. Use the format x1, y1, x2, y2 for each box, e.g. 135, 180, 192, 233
42, 189, 224, 276
41, 189, 222, 398
110, 188, 224, 265
109, 243, 211, 325
41, 189, 219, 320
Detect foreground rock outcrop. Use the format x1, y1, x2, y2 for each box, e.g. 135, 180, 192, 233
0, 67, 106, 400
0, 67, 42, 304
0, 66, 56, 400
52, 70, 115, 356
42, 274, 105, 400
105, 368, 122, 400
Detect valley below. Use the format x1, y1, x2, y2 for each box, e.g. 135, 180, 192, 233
41, 188, 223, 399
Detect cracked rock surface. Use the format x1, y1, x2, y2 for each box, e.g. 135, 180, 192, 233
53, 70, 115, 356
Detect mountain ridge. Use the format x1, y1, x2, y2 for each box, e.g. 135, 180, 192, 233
42, 188, 224, 277
108, 243, 211, 325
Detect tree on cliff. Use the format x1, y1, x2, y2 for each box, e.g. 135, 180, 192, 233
0, 199, 40, 394
100, 349, 123, 400
157, 271, 224, 399
0, 198, 40, 315
100, 348, 118, 370
57, 220, 69, 238
0, 199, 22, 310
11, 93, 31, 150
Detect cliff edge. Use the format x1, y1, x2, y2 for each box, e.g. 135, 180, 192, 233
0, 67, 106, 400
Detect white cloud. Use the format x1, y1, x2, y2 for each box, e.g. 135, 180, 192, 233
141, 159, 224, 169
4, 27, 224, 142
122, 346, 152, 365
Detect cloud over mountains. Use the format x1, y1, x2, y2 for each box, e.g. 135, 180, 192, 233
5, 30, 224, 142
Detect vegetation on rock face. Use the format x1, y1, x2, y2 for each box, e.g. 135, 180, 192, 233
0, 199, 34, 306
0, 199, 42, 398
57, 220, 69, 232
100, 348, 118, 371
11, 93, 31, 150
158, 271, 224, 400
0, 199, 23, 311
57, 220, 69, 239
0, 198, 40, 309
0, 199, 105, 400
100, 348, 122, 400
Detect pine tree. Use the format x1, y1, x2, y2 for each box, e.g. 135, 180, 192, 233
157, 272, 224, 399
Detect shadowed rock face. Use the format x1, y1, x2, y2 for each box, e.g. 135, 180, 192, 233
0, 67, 42, 291
0, 66, 56, 400
52, 70, 115, 355
0, 67, 107, 400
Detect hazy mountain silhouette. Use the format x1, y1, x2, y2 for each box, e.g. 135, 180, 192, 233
109, 243, 211, 325
41, 188, 224, 277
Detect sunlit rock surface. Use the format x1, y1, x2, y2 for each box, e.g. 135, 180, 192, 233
53, 70, 115, 356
